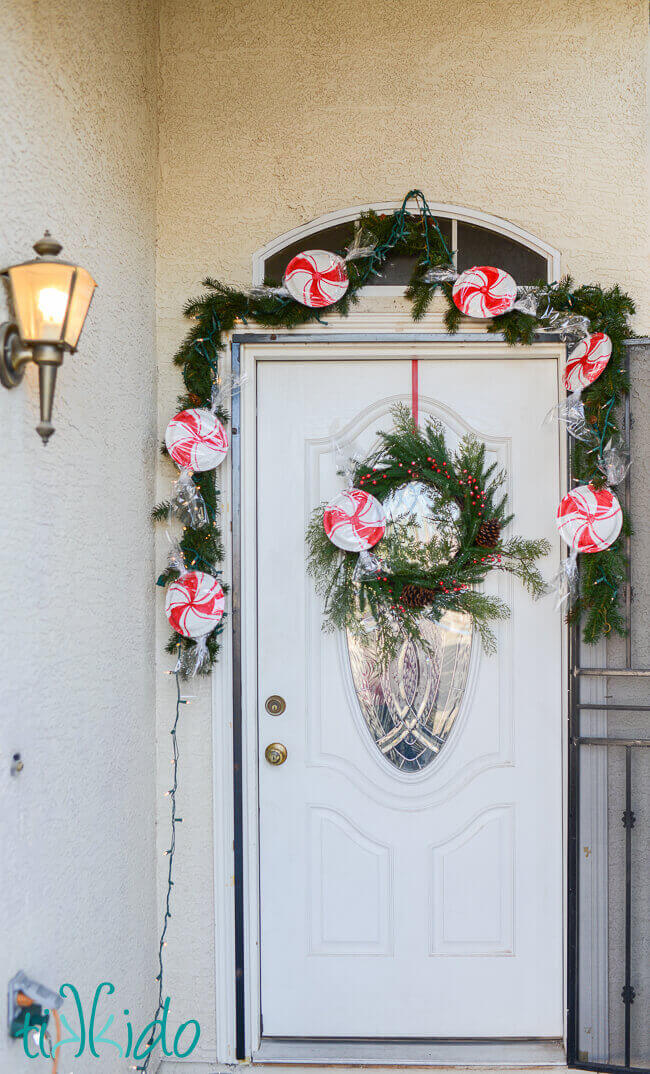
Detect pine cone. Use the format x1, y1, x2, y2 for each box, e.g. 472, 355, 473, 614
476, 518, 501, 548
400, 583, 438, 608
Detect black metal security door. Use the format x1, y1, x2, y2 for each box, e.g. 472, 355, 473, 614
568, 341, 650, 1074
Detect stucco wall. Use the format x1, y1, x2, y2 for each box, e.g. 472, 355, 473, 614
156, 0, 650, 307
155, 0, 650, 1062
0, 2, 159, 1070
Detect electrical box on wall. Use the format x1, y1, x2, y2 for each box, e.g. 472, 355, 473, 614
7, 971, 61, 1040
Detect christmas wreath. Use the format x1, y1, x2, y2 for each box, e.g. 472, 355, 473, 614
306, 405, 550, 659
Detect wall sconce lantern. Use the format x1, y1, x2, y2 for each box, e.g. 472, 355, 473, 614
0, 233, 97, 443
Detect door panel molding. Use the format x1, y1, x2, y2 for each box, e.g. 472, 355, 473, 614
308, 806, 394, 955
428, 803, 515, 957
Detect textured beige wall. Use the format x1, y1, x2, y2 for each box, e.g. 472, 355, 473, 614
157, 0, 650, 308
155, 0, 650, 1060
0, 2, 159, 1071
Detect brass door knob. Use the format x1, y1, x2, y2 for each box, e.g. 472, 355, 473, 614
265, 742, 287, 766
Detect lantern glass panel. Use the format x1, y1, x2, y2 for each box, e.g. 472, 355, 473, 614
63, 267, 97, 349
8, 262, 75, 344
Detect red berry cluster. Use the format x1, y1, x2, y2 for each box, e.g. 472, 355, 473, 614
358, 471, 389, 487
425, 456, 452, 482
459, 469, 487, 515
438, 579, 470, 595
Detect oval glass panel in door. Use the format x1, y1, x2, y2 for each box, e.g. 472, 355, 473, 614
346, 481, 473, 772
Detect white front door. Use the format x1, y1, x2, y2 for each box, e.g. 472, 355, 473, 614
254, 346, 563, 1041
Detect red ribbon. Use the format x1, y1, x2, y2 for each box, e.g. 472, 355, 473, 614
411, 359, 419, 429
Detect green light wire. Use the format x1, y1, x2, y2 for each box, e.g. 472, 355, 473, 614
138, 664, 183, 1072
355, 188, 453, 286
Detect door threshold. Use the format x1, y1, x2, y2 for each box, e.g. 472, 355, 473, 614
252, 1037, 567, 1067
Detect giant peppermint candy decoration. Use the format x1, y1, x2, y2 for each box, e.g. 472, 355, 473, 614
564, 332, 612, 393
165, 408, 228, 472
165, 570, 225, 637
556, 483, 622, 553
452, 265, 517, 318
323, 488, 386, 552
284, 250, 349, 308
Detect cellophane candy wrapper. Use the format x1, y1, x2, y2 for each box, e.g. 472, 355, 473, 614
210, 370, 248, 414
181, 633, 211, 677
544, 391, 600, 446
166, 536, 187, 578
511, 286, 545, 316
598, 438, 631, 485
549, 549, 579, 610
540, 310, 591, 343
248, 284, 291, 300
344, 226, 378, 262
170, 468, 209, 528
353, 548, 387, 582
421, 264, 459, 285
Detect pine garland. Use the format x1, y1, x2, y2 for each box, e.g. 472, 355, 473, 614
154, 189, 635, 671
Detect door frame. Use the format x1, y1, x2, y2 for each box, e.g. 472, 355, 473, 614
215, 327, 576, 1065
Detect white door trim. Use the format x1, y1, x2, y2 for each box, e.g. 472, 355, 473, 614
210, 327, 602, 1066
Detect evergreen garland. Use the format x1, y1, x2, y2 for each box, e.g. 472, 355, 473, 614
307, 405, 550, 659
154, 189, 635, 672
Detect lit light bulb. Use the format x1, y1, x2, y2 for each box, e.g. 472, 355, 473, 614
37, 287, 67, 325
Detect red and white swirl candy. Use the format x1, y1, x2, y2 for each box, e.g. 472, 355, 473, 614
323, 488, 386, 552
165, 570, 225, 637
284, 250, 349, 308
564, 333, 612, 393
165, 408, 228, 472
556, 483, 622, 553
452, 265, 517, 319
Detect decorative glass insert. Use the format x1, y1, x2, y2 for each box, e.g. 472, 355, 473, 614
347, 481, 473, 771
348, 610, 472, 772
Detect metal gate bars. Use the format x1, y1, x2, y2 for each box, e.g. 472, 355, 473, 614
568, 341, 650, 1074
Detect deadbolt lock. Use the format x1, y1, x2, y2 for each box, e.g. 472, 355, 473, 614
265, 694, 286, 716
265, 742, 287, 766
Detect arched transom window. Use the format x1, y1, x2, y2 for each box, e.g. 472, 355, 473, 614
253, 202, 560, 292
